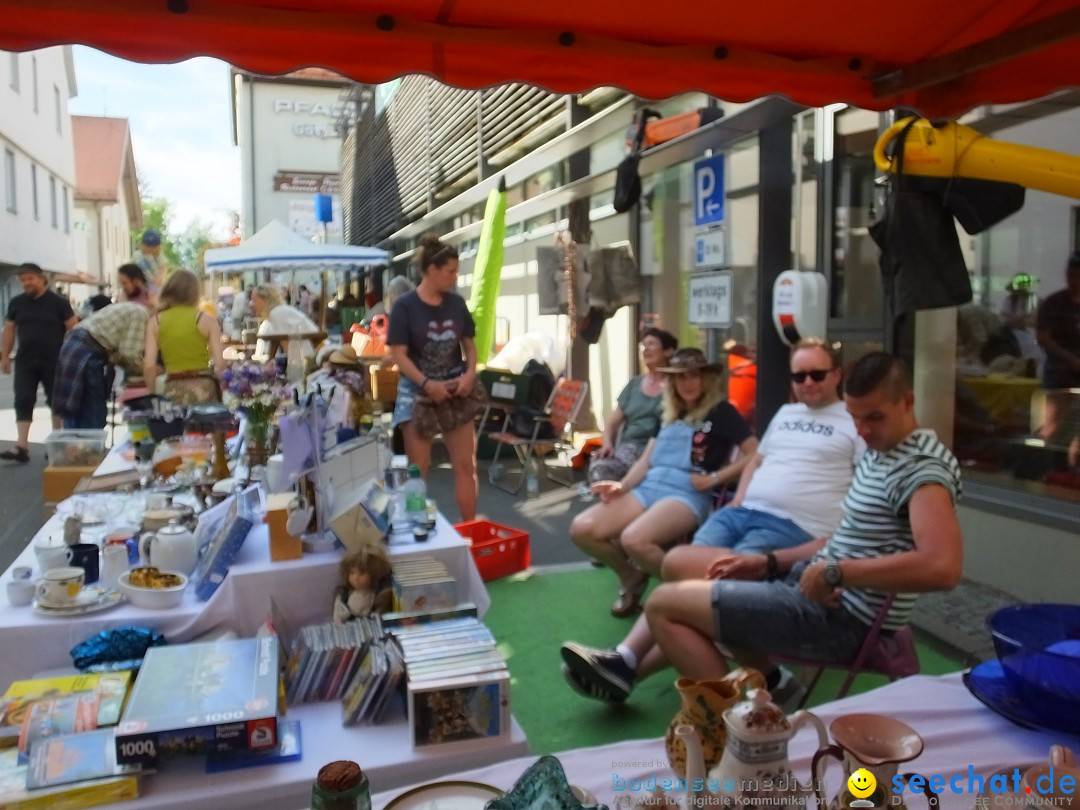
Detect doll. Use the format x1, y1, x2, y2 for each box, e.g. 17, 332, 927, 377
332, 543, 392, 623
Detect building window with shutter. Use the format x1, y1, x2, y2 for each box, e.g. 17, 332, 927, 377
49, 175, 57, 227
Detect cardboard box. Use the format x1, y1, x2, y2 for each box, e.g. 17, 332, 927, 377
42, 466, 97, 504
264, 492, 303, 561
369, 366, 398, 402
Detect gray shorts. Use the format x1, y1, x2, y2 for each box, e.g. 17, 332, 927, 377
710, 562, 870, 662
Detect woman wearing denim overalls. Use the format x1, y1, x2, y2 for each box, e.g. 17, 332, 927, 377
570, 348, 758, 617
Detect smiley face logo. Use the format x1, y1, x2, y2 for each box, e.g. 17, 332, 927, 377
848, 768, 877, 800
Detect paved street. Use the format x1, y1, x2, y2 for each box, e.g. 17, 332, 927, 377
0, 381, 50, 573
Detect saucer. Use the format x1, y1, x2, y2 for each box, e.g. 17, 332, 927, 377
34, 586, 126, 616
964, 660, 1080, 736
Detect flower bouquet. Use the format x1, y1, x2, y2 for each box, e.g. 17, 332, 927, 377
221, 362, 289, 461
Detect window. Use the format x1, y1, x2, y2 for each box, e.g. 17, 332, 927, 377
8, 53, 18, 91
30, 163, 38, 219
49, 175, 57, 227
3, 149, 15, 213
53, 85, 61, 134
31, 56, 38, 112
62, 185, 69, 233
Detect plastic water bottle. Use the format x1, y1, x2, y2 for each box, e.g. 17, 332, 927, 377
403, 464, 428, 527
525, 456, 541, 499
369, 413, 392, 489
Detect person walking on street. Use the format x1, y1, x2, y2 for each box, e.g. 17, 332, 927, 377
1, 263, 77, 463
131, 229, 168, 297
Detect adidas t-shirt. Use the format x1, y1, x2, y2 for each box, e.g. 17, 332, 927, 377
741, 400, 865, 537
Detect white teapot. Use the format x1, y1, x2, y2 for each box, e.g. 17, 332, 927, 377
679, 687, 827, 810
139, 519, 198, 576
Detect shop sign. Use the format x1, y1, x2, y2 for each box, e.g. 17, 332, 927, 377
693, 154, 725, 226
694, 228, 725, 269
273, 172, 340, 194
688, 271, 733, 327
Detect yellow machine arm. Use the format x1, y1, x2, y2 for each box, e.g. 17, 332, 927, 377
874, 117, 1080, 200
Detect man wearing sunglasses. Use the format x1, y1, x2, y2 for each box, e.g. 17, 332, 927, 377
561, 337, 864, 704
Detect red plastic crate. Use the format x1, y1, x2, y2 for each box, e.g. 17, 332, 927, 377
455, 520, 531, 582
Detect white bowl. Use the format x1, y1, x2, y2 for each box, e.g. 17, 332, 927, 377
117, 570, 188, 609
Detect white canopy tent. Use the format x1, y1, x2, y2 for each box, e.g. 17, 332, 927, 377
204, 220, 387, 275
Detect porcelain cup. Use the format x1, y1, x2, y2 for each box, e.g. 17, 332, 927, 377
34, 540, 73, 572
11, 566, 32, 580
6, 579, 36, 607
35, 566, 85, 606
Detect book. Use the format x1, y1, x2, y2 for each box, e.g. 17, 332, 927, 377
204, 719, 301, 773
2, 672, 132, 741
114, 636, 279, 767
0, 747, 139, 810
26, 728, 133, 789
407, 670, 510, 749
381, 602, 479, 628
17, 695, 101, 760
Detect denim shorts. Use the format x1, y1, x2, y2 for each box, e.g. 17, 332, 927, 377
710, 562, 868, 662
692, 506, 812, 553
392, 376, 418, 429
628, 480, 712, 523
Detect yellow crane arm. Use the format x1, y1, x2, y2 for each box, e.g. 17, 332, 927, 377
873, 117, 1080, 200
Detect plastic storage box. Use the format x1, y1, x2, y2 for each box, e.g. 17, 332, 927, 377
45, 430, 108, 467
455, 519, 530, 581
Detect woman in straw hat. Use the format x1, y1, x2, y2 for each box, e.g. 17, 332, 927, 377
570, 347, 758, 617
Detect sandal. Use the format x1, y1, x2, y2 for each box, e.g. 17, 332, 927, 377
611, 573, 648, 617
0, 446, 29, 463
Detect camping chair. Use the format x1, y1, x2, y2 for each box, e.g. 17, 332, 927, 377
477, 378, 589, 495
777, 593, 921, 708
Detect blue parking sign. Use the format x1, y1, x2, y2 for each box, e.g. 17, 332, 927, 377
693, 155, 725, 226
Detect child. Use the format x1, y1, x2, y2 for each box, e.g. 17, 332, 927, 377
332, 544, 392, 623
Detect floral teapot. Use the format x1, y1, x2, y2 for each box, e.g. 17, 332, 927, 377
679, 687, 827, 810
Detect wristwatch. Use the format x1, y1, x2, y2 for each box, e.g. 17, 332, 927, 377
823, 561, 844, 589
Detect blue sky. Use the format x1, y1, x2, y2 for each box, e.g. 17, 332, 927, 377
68, 47, 241, 239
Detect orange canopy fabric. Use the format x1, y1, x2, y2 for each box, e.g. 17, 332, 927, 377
1, 0, 1079, 116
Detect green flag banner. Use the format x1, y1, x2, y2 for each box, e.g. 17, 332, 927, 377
468, 183, 508, 364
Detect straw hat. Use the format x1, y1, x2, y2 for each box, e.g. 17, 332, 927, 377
657, 347, 722, 374
328, 345, 361, 366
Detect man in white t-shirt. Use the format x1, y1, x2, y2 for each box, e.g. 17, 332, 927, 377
561, 337, 866, 704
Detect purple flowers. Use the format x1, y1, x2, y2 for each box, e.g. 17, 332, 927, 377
222, 362, 288, 427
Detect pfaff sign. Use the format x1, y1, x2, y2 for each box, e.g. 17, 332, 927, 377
273, 100, 356, 118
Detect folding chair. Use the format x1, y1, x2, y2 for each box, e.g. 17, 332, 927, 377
477, 378, 589, 495
778, 593, 921, 708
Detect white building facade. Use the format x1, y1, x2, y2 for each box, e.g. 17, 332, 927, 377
231, 68, 353, 242
0, 46, 78, 311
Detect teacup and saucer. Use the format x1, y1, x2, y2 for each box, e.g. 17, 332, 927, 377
35, 566, 85, 608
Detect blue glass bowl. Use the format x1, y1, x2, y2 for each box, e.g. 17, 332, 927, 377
988, 603, 1080, 726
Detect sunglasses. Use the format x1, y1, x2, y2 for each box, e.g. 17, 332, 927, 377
790, 369, 833, 383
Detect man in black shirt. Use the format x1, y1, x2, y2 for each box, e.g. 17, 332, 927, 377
1, 263, 78, 463
88, 285, 112, 313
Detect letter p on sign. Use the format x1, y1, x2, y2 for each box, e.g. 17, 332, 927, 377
694, 154, 725, 226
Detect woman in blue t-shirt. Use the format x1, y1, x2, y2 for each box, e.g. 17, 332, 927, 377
570, 348, 758, 617
387, 234, 480, 521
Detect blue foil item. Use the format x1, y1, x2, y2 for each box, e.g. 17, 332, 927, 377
71, 626, 167, 670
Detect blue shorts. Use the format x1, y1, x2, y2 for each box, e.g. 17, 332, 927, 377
710, 562, 869, 662
392, 376, 418, 429
629, 481, 712, 523
692, 506, 812, 553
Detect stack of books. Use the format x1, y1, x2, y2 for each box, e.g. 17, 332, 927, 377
284, 616, 383, 705
389, 617, 510, 750
0, 672, 141, 809
390, 557, 457, 612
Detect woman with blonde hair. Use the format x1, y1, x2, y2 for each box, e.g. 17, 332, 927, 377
251, 283, 319, 361
143, 269, 225, 404
569, 347, 758, 616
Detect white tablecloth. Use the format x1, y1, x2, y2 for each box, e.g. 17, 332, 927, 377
373, 673, 1078, 810
0, 452, 489, 686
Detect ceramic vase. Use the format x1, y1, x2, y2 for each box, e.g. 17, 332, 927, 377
664, 667, 765, 779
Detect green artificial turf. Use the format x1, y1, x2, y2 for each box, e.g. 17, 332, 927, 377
481, 568, 968, 755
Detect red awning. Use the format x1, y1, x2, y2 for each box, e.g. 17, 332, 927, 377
1, 0, 1079, 116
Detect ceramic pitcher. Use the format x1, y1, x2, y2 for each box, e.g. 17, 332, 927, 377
813, 714, 936, 810
665, 668, 766, 778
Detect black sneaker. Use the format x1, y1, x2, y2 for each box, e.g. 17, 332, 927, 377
560, 642, 635, 703
0, 446, 29, 463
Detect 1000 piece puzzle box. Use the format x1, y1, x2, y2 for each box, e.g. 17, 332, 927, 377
114, 637, 279, 767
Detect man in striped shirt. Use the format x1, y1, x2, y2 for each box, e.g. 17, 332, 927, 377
646, 351, 963, 707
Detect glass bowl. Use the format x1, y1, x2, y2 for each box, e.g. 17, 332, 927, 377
988, 603, 1080, 729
